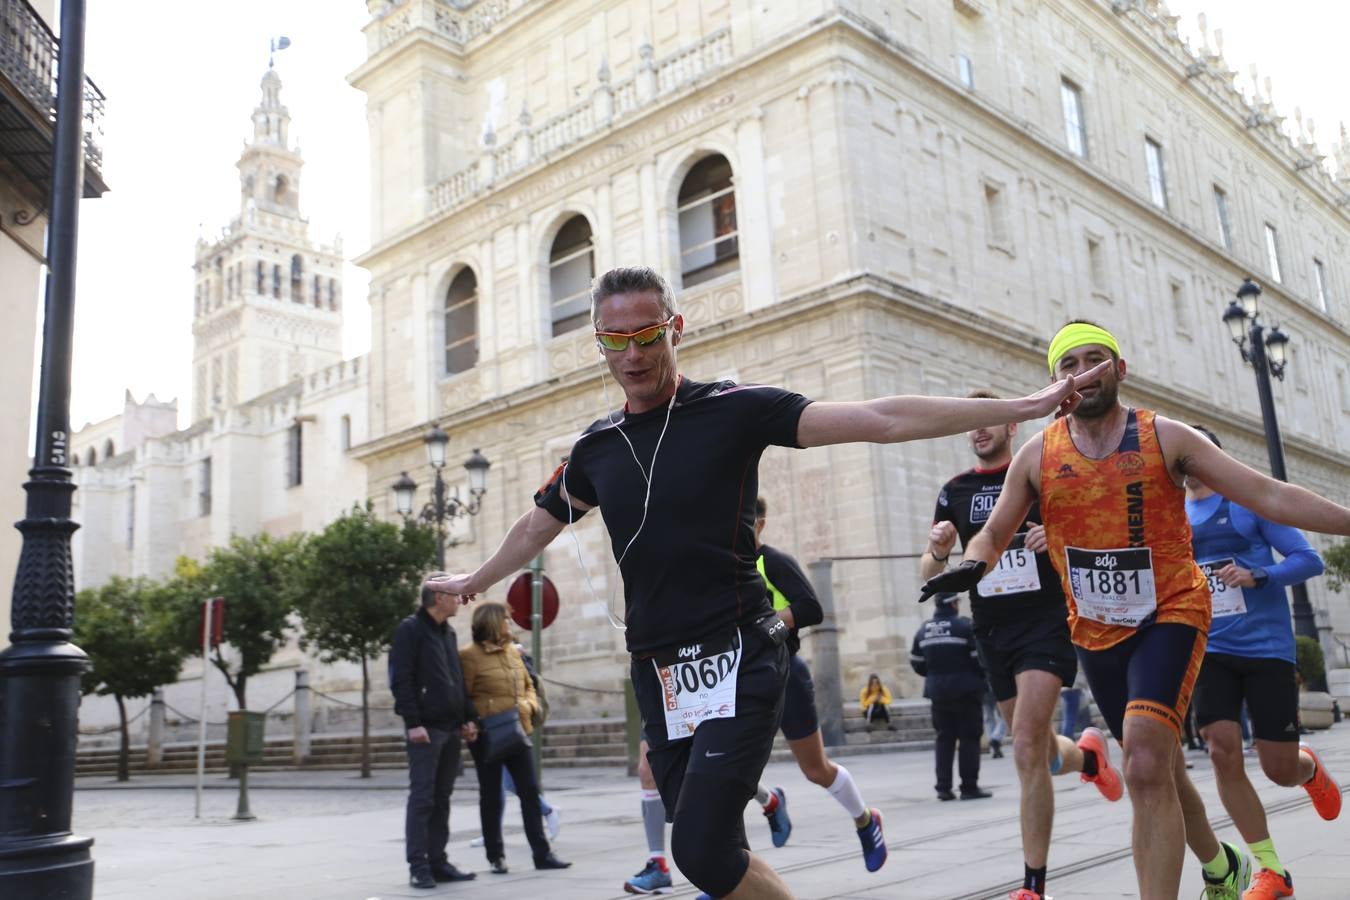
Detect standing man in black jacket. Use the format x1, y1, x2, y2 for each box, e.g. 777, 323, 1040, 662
910, 593, 992, 801
390, 585, 480, 889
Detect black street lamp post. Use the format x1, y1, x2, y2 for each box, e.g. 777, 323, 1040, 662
0, 0, 96, 895
394, 428, 490, 569
1221, 278, 1314, 640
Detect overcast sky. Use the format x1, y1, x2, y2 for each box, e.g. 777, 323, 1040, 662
44, 0, 1348, 433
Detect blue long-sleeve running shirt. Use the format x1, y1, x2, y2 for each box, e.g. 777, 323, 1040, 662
1186, 493, 1324, 663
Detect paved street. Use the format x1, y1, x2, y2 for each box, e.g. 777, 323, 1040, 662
78, 723, 1350, 899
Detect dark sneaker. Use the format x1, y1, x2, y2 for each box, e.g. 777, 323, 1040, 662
959, 787, 993, 800
764, 787, 792, 847
623, 858, 673, 894
489, 857, 509, 874
430, 860, 476, 883
856, 807, 887, 872
409, 865, 436, 889
936, 788, 957, 801
534, 852, 572, 870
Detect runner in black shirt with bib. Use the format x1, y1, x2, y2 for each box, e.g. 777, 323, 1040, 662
427, 268, 1106, 900
920, 393, 1121, 900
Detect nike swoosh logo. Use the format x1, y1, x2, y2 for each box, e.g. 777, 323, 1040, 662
705, 750, 726, 758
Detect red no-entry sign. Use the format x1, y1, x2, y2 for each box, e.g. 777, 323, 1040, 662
506, 572, 559, 631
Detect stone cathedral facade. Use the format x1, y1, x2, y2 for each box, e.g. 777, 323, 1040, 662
70, 0, 1350, 732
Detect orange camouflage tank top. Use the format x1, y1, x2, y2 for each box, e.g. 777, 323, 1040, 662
1039, 408, 1210, 650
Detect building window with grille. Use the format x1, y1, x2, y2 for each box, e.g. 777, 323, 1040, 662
1061, 79, 1087, 158
1213, 186, 1233, 250
1145, 138, 1167, 210
1264, 223, 1282, 283
286, 423, 303, 487
1313, 258, 1329, 313
678, 154, 739, 287
444, 268, 479, 374
549, 216, 595, 336
290, 254, 304, 303
199, 457, 212, 517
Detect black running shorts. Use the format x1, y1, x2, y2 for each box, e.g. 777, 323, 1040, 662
973, 611, 1078, 703
1193, 652, 1300, 743
631, 622, 789, 822
779, 654, 819, 741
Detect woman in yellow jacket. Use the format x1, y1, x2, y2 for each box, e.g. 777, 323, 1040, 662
461, 602, 570, 874
859, 673, 894, 729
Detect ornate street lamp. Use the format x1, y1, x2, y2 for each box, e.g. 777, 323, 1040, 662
1220, 278, 1314, 640
0, 1, 96, 894
394, 430, 492, 569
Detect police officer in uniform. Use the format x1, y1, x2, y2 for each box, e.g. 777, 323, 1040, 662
910, 593, 992, 801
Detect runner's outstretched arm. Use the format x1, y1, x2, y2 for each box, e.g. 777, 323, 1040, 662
1161, 418, 1350, 536
796, 361, 1109, 447
920, 438, 1040, 600
423, 504, 575, 601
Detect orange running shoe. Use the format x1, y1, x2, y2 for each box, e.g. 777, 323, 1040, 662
1242, 867, 1293, 899
1076, 726, 1123, 802
1007, 890, 1044, 900
1298, 742, 1342, 820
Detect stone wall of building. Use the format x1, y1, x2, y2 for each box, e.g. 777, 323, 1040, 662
351, 0, 1350, 714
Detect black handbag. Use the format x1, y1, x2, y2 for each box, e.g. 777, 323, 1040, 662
480, 709, 529, 765
480, 650, 530, 766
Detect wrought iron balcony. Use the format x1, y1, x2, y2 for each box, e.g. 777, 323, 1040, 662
0, 0, 108, 206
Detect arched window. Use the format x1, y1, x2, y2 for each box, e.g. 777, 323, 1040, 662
103, 439, 115, 458
86, 448, 97, 466
290, 254, 303, 302
340, 414, 352, 451
274, 175, 289, 205
678, 154, 739, 286
444, 268, 479, 375
549, 215, 595, 336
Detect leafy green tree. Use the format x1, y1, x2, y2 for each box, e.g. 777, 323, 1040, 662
294, 503, 437, 776
1325, 540, 1350, 593
165, 533, 303, 711
74, 577, 186, 781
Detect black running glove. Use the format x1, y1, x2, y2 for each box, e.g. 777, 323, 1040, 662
754, 612, 790, 648
919, 560, 987, 602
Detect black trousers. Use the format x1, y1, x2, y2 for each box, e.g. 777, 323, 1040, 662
865, 702, 890, 724
405, 725, 462, 865
470, 735, 549, 864
931, 693, 983, 793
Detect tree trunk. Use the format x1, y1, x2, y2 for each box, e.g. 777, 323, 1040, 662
360, 654, 371, 778
115, 693, 130, 782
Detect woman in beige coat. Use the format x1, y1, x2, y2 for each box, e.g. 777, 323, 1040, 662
461, 602, 570, 874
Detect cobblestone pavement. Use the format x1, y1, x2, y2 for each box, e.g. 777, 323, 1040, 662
77, 723, 1350, 899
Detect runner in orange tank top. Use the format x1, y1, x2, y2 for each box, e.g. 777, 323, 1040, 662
921, 320, 1350, 900
1040, 407, 1210, 654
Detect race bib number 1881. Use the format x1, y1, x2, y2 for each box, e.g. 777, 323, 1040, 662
650, 630, 742, 741
1066, 546, 1158, 627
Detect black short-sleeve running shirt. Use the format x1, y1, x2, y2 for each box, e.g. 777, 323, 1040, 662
932, 465, 1067, 624
758, 543, 824, 655
535, 378, 813, 653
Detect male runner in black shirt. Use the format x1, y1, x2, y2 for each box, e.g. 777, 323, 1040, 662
919, 392, 1121, 900
750, 496, 886, 872
427, 267, 1104, 900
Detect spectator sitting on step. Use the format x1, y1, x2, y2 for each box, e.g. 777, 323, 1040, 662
859, 673, 894, 730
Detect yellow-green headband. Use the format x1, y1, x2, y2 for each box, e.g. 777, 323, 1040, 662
1047, 323, 1120, 375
